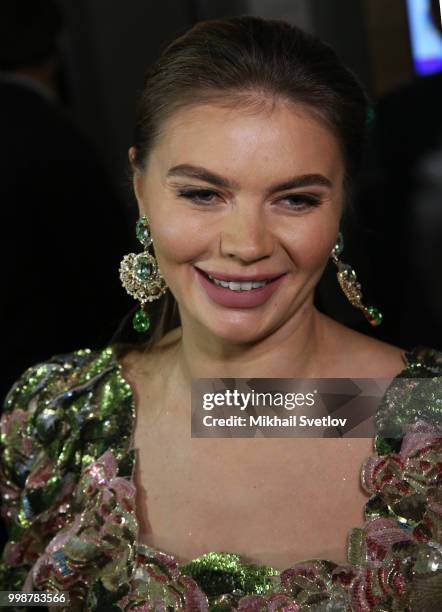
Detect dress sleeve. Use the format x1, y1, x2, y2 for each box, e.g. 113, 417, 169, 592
0, 353, 88, 593
0, 346, 134, 609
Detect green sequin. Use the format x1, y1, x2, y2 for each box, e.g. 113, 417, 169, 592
375, 433, 401, 455
182, 552, 278, 598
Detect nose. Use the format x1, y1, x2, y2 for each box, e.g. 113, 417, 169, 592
219, 202, 274, 262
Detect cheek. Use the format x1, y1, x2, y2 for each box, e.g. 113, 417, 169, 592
149, 207, 207, 265
283, 213, 339, 270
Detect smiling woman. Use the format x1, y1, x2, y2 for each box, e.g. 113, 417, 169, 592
2, 15, 442, 612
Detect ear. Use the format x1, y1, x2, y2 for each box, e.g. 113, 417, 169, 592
128, 146, 145, 216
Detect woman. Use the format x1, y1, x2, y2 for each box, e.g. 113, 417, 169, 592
1, 15, 442, 611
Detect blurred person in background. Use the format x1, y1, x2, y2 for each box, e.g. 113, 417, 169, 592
351, 0, 442, 351
0, 0, 133, 404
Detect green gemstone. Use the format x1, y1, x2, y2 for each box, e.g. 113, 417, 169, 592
366, 306, 383, 326
133, 308, 150, 333
136, 217, 150, 246
135, 255, 151, 282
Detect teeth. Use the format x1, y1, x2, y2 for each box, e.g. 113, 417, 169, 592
208, 275, 269, 291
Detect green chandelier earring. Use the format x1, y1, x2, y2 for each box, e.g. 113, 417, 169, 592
330, 231, 382, 327
119, 216, 168, 332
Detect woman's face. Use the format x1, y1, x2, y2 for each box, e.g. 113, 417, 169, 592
131, 99, 345, 344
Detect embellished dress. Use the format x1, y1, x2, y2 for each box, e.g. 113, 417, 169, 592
1, 344, 442, 611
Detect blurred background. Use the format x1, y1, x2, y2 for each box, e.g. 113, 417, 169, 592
1, 0, 442, 405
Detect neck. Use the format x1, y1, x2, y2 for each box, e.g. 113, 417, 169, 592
173, 300, 329, 388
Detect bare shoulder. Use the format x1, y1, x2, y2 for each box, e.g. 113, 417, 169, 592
319, 314, 408, 377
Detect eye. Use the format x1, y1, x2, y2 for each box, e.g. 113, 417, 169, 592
176, 188, 220, 205
280, 194, 321, 211
176, 188, 322, 210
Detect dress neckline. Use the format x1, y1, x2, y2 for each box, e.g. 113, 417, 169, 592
106, 342, 429, 576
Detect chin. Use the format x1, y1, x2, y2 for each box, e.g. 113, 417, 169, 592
199, 313, 272, 345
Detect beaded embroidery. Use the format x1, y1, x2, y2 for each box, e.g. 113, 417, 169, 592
1, 345, 442, 610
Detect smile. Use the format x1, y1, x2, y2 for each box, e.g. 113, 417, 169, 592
207, 275, 272, 291
193, 266, 287, 308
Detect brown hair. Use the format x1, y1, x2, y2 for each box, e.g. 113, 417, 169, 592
114, 15, 371, 352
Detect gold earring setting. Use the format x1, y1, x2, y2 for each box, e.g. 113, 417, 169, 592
119, 216, 168, 332
330, 232, 382, 327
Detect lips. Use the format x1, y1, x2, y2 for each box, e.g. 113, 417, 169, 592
193, 266, 287, 308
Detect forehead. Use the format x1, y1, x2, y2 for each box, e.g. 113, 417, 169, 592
152, 100, 344, 187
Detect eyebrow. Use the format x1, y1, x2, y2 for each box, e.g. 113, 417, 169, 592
166, 164, 333, 194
